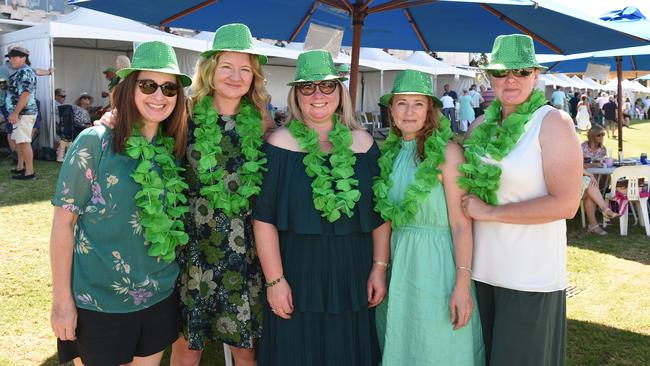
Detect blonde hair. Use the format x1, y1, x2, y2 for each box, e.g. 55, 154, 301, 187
188, 51, 270, 119
115, 55, 131, 71
286, 80, 361, 129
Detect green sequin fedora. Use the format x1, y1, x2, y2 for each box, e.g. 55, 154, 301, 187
289, 49, 347, 85
390, 69, 442, 107
483, 34, 547, 70
116, 41, 192, 87
200, 23, 267, 65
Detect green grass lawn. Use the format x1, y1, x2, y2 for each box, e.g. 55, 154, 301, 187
1, 121, 649, 365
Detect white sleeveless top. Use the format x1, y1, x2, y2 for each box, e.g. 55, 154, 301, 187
472, 105, 567, 292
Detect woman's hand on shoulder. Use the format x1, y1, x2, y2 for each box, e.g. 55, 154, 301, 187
351, 128, 374, 153
267, 127, 300, 151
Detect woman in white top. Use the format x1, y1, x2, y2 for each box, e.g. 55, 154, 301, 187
459, 34, 581, 366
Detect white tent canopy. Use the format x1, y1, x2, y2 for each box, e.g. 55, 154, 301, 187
0, 8, 207, 150
404, 51, 475, 78
570, 75, 593, 90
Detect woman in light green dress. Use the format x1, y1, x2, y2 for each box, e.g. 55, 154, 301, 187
374, 70, 485, 365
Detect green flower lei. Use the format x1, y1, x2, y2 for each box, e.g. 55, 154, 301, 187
287, 116, 361, 223
126, 126, 189, 263
192, 95, 266, 217
458, 90, 548, 205
372, 115, 452, 227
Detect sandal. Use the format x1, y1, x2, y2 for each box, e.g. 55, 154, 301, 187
588, 224, 608, 236
603, 208, 620, 219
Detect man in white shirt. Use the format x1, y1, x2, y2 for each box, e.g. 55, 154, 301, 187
551, 86, 566, 110
440, 93, 457, 133
469, 84, 484, 117
596, 92, 609, 125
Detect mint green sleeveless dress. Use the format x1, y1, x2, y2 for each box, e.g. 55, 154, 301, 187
375, 139, 485, 365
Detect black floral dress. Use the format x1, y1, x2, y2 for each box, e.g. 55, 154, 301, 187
177, 114, 264, 350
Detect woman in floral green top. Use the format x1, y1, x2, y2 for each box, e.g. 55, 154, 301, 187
171, 24, 273, 366
49, 41, 191, 366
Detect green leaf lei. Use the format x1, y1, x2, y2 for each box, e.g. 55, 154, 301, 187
126, 126, 189, 263
458, 90, 548, 205
287, 116, 361, 223
192, 95, 266, 217
372, 115, 453, 227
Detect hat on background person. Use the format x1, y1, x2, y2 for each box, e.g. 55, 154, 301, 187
102, 67, 117, 74
5, 46, 30, 58
76, 92, 94, 106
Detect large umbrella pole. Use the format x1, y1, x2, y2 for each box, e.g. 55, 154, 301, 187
349, 15, 363, 110
616, 56, 623, 159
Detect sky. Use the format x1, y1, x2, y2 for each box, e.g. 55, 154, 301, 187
565, 0, 650, 19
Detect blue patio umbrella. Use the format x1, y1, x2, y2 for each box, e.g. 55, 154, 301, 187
539, 9, 650, 155
70, 0, 650, 106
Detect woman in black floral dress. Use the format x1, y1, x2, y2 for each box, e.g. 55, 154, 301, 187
171, 23, 273, 366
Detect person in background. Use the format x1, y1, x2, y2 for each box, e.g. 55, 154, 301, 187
643, 96, 650, 120
440, 92, 457, 133
469, 84, 484, 117
101, 67, 119, 98
622, 96, 631, 127
581, 125, 619, 235
596, 92, 609, 126
479, 84, 494, 114
253, 49, 390, 365
601, 95, 618, 139
50, 40, 191, 366
551, 85, 566, 110
568, 92, 580, 123
575, 95, 591, 131
116, 54, 131, 72
461, 34, 581, 366
338, 64, 351, 90
6, 46, 38, 180
72, 92, 94, 136
374, 69, 485, 365
458, 89, 475, 132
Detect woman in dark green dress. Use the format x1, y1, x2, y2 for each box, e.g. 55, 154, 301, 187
253, 49, 391, 365
172, 24, 273, 366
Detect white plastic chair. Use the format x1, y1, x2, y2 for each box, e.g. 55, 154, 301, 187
605, 165, 650, 236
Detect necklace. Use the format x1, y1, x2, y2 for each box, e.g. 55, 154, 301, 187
287, 116, 361, 222
373, 116, 452, 227
126, 126, 189, 263
458, 90, 547, 205
192, 95, 266, 217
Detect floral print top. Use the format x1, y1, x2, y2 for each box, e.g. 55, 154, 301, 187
51, 126, 179, 313
581, 141, 607, 161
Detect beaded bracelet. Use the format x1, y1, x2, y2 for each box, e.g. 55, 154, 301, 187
456, 266, 472, 274
373, 260, 390, 268
265, 275, 284, 288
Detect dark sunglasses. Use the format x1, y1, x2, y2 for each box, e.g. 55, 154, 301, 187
137, 79, 180, 97
296, 80, 338, 96
488, 68, 535, 78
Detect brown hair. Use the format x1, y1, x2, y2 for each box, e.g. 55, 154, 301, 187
110, 71, 188, 157
388, 95, 442, 161
587, 124, 605, 149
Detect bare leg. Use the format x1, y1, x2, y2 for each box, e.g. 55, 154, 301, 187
72, 357, 84, 366
584, 196, 599, 227
123, 350, 165, 366
230, 346, 256, 366
18, 142, 34, 175
585, 183, 617, 216
170, 336, 202, 366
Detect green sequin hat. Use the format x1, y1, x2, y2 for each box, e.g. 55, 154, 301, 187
483, 34, 547, 70
200, 23, 268, 65
289, 50, 347, 85
117, 41, 192, 87
390, 69, 442, 107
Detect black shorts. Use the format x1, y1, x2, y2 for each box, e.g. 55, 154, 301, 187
57, 291, 180, 366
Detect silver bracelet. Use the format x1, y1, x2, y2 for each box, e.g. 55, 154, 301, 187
456, 266, 472, 273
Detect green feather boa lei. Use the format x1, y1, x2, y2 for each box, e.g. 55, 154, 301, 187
192, 95, 266, 217
372, 115, 452, 227
287, 116, 361, 223
458, 90, 548, 205
126, 127, 189, 263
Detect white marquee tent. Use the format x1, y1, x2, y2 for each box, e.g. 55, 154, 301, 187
0, 8, 206, 150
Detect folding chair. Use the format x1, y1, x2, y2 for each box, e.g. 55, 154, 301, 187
605, 165, 650, 236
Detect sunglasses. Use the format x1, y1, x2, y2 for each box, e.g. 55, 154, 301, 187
137, 79, 180, 97
296, 80, 338, 96
488, 68, 535, 78
597, 133, 605, 137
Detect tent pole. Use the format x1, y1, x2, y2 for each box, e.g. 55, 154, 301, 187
380, 70, 384, 99
616, 56, 623, 158
47, 36, 55, 150
349, 1, 366, 110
